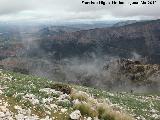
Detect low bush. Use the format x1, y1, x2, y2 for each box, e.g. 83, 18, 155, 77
57, 100, 71, 108
101, 112, 115, 120
71, 91, 89, 102
73, 103, 98, 118
47, 83, 72, 94
97, 104, 133, 120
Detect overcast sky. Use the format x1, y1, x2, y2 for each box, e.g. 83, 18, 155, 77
0, 0, 159, 21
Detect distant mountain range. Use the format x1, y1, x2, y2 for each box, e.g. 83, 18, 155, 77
39, 19, 160, 63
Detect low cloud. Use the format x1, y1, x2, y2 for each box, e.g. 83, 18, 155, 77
0, 0, 159, 21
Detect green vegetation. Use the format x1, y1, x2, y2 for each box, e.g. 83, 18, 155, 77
0, 70, 160, 120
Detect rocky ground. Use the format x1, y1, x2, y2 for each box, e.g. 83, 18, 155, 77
0, 69, 160, 120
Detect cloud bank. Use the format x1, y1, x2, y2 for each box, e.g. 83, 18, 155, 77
0, 0, 159, 21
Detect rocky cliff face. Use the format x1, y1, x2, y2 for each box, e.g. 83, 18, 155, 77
105, 59, 160, 92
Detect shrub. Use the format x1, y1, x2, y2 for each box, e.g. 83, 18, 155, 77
57, 100, 71, 108
97, 105, 106, 119
35, 105, 45, 112
74, 103, 98, 118
48, 83, 72, 94
15, 95, 23, 102
23, 100, 32, 108
97, 104, 133, 120
112, 111, 133, 120
5, 89, 15, 97
71, 91, 89, 102
101, 112, 115, 120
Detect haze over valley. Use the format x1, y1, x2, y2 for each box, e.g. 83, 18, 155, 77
0, 1, 160, 119
0, 19, 160, 93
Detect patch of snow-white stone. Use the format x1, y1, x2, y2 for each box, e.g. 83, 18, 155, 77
39, 88, 63, 95
23, 94, 39, 105
42, 98, 53, 104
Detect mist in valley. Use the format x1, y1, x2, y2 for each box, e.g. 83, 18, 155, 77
0, 22, 160, 93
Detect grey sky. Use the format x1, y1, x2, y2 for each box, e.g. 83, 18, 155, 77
0, 0, 159, 21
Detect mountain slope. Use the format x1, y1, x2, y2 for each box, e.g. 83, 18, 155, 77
39, 19, 160, 63
0, 70, 160, 120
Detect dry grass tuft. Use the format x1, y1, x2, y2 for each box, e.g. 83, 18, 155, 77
71, 90, 134, 120
73, 103, 98, 118
97, 103, 134, 120
71, 90, 89, 102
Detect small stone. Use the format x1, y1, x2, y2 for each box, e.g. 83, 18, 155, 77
41, 115, 52, 120
45, 111, 51, 115
150, 109, 158, 113
0, 90, 3, 94
0, 106, 8, 112
0, 112, 5, 118
87, 117, 92, 120
50, 104, 58, 109
72, 99, 81, 105
151, 114, 160, 119
61, 108, 67, 113
93, 117, 99, 120
70, 110, 81, 120
14, 105, 21, 110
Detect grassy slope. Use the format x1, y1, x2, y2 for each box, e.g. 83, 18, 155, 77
0, 70, 160, 120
